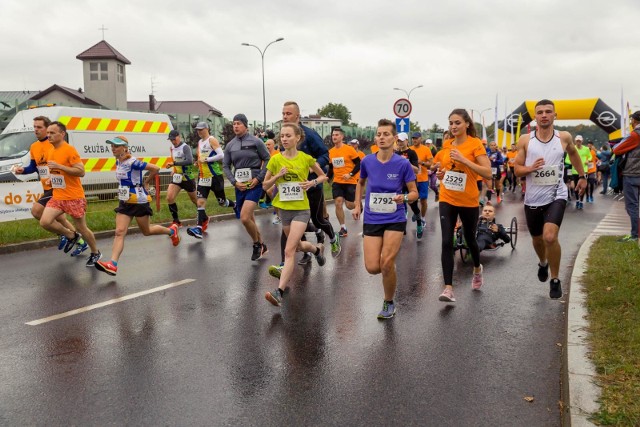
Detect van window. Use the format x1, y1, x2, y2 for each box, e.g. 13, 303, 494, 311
0, 132, 35, 160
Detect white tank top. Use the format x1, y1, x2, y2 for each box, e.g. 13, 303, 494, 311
524, 130, 568, 206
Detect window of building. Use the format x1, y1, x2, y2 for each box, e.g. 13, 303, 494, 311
89, 62, 108, 81
117, 63, 124, 83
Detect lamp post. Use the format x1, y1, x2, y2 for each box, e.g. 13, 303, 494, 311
393, 85, 423, 100
241, 37, 285, 130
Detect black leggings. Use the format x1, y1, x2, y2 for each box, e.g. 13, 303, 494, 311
279, 185, 335, 262
439, 202, 481, 285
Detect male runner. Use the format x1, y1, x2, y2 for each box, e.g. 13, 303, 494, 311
328, 127, 361, 237
165, 130, 197, 226
514, 99, 587, 299
410, 132, 434, 234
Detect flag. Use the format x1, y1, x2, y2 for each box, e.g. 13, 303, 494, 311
494, 94, 498, 144
482, 116, 487, 142
621, 87, 627, 138
515, 113, 523, 141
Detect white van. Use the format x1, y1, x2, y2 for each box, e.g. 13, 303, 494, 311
0, 105, 174, 186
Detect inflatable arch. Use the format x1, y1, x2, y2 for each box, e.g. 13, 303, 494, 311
496, 98, 623, 147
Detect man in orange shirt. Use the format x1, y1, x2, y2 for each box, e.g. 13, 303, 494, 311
410, 132, 433, 233
13, 116, 87, 254
38, 121, 101, 267
328, 127, 361, 237
586, 140, 598, 203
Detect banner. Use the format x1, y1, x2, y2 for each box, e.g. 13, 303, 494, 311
0, 181, 43, 222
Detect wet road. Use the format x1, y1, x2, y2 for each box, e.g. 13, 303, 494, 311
0, 191, 613, 426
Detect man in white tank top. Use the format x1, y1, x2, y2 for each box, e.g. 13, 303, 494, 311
514, 99, 587, 299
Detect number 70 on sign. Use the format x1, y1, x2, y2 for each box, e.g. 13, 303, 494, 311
393, 98, 412, 118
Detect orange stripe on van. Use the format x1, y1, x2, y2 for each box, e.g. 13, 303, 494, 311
87, 118, 102, 131
124, 121, 137, 132
106, 119, 120, 131
158, 122, 168, 133
141, 121, 153, 132
66, 117, 81, 130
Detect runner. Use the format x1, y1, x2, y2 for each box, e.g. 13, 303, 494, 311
264, 123, 328, 306
37, 121, 101, 267
349, 139, 365, 178
328, 127, 361, 237
585, 140, 598, 203
506, 145, 518, 192
95, 136, 180, 276
352, 119, 418, 319
13, 115, 86, 256
425, 139, 440, 202
433, 109, 491, 302
186, 121, 237, 239
222, 114, 270, 260
410, 132, 434, 236
165, 130, 197, 227
570, 135, 591, 210
395, 132, 423, 238
485, 141, 505, 204
514, 99, 587, 299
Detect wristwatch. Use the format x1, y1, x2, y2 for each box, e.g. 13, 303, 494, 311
579, 175, 587, 180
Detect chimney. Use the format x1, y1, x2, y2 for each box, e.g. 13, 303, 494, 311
149, 94, 156, 112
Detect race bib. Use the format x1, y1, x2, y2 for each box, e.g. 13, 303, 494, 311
442, 170, 467, 192
135, 186, 148, 202
332, 157, 345, 168
172, 173, 183, 184
491, 167, 497, 175
118, 185, 130, 201
369, 192, 397, 213
50, 175, 66, 189
234, 168, 252, 182
278, 182, 304, 201
532, 165, 559, 186
198, 177, 212, 187
37, 165, 50, 179
587, 162, 594, 170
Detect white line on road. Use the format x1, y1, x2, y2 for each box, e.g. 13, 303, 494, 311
26, 279, 196, 326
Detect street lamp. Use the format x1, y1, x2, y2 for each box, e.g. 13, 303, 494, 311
393, 85, 423, 100
241, 37, 285, 130
470, 108, 492, 124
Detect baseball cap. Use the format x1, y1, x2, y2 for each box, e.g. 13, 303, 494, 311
425, 138, 433, 144
575, 135, 583, 141
195, 121, 209, 130
411, 131, 422, 138
349, 139, 359, 145
168, 130, 180, 140
398, 132, 408, 142
631, 111, 640, 121
105, 136, 129, 146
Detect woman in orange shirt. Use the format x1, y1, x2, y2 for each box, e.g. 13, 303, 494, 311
433, 109, 492, 302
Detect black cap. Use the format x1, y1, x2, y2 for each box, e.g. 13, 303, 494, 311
233, 113, 248, 128
631, 111, 640, 121
168, 130, 180, 140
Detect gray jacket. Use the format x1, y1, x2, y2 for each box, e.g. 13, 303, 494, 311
223, 133, 271, 184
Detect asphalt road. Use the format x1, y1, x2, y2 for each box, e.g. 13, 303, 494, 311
0, 190, 613, 426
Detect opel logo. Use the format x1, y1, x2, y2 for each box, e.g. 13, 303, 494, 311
597, 111, 616, 127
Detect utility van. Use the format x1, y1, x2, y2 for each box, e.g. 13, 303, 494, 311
0, 106, 174, 187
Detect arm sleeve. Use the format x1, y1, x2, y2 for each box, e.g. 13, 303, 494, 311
209, 146, 224, 162
172, 145, 193, 166
255, 140, 271, 182
613, 132, 640, 155
350, 156, 361, 175
327, 163, 334, 180
22, 159, 38, 174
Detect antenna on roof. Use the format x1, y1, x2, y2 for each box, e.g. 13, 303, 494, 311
98, 24, 108, 40
150, 76, 159, 96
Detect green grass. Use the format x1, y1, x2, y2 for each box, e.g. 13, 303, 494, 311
584, 236, 640, 426
0, 186, 334, 246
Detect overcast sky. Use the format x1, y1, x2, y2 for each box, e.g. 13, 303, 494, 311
3, 0, 640, 129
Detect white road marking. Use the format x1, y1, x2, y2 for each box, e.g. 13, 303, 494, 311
26, 279, 196, 326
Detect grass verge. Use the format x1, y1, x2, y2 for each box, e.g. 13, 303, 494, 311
584, 236, 640, 426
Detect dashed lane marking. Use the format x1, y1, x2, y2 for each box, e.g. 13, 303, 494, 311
26, 279, 196, 326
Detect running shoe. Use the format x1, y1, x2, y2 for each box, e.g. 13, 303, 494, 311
187, 226, 203, 239
314, 243, 326, 266
338, 227, 348, 237
411, 213, 419, 222
70, 240, 88, 257
471, 264, 484, 290
377, 301, 396, 319
298, 252, 312, 265
57, 235, 67, 250
251, 242, 268, 261
265, 289, 283, 306
169, 224, 180, 246
537, 262, 549, 282
316, 229, 325, 245
268, 263, 284, 279
497, 195, 502, 204
330, 234, 342, 258
86, 251, 102, 268
617, 235, 638, 243
417, 222, 424, 239
272, 215, 281, 225
438, 287, 456, 302
171, 220, 182, 227
549, 278, 562, 299
201, 218, 209, 232
63, 232, 80, 253
95, 260, 117, 276
259, 201, 268, 209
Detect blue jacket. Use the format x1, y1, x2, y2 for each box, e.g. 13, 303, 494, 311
299, 123, 329, 180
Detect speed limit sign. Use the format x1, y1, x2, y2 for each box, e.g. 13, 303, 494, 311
393, 98, 412, 118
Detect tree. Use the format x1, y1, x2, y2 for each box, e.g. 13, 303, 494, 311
409, 121, 422, 134
317, 103, 352, 126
